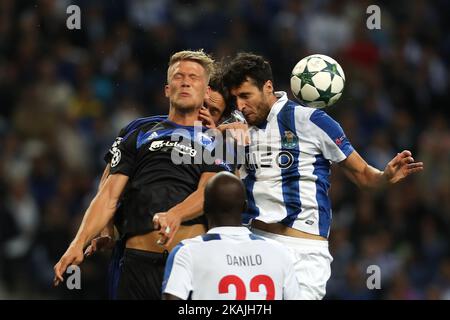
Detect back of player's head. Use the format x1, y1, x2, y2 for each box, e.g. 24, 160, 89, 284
168, 49, 215, 83
204, 172, 246, 226
222, 52, 274, 91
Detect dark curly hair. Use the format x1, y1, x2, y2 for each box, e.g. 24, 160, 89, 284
222, 52, 274, 91
209, 62, 232, 119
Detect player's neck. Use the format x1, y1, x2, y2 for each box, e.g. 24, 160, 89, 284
267, 92, 278, 108
168, 107, 200, 126
209, 221, 242, 229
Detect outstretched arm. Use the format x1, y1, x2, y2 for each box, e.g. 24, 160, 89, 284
53, 173, 128, 285
84, 164, 116, 257
339, 150, 423, 189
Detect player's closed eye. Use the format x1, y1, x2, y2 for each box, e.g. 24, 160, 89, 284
173, 73, 183, 80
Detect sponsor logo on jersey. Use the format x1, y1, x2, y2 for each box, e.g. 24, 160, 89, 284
111, 149, 121, 167
149, 140, 197, 157
244, 148, 294, 171
110, 137, 123, 152
110, 137, 123, 167
335, 135, 346, 146
137, 130, 160, 149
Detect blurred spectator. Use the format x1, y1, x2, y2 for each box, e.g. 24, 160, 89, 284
0, 0, 448, 299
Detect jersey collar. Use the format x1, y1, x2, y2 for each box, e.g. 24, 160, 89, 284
207, 226, 251, 235
163, 119, 208, 131
266, 91, 288, 123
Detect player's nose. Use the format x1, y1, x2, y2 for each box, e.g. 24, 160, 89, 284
236, 98, 246, 111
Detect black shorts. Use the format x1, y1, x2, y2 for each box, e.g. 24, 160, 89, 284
116, 248, 168, 300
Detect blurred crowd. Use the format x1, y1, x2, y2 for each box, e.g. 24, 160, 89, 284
0, 0, 449, 299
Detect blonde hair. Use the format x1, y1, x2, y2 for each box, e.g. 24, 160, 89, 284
167, 49, 215, 83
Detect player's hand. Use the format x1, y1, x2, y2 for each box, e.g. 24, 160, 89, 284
153, 211, 182, 248
383, 150, 424, 184
84, 235, 115, 257
199, 107, 216, 129
217, 123, 250, 145
53, 243, 84, 287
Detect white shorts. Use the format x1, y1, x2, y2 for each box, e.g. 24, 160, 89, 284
252, 228, 333, 300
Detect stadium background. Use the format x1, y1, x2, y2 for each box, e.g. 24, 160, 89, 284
0, 0, 448, 299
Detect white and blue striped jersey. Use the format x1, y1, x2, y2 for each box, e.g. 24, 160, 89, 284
162, 227, 301, 300
241, 92, 354, 238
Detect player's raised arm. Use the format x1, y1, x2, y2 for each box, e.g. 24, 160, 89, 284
53, 173, 128, 286
339, 149, 423, 189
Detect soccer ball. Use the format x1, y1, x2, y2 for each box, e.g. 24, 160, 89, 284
290, 54, 345, 109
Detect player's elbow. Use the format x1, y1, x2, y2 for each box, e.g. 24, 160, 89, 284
356, 179, 371, 189
90, 189, 119, 216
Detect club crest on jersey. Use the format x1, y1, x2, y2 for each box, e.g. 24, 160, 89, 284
281, 131, 298, 149
196, 132, 214, 147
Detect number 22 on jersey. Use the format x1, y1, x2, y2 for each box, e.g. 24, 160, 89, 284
218, 274, 275, 300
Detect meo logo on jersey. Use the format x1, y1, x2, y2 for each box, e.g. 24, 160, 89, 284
244, 130, 297, 171
245, 149, 294, 171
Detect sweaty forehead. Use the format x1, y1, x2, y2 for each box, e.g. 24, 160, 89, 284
230, 79, 259, 95
205, 91, 225, 109
169, 60, 205, 76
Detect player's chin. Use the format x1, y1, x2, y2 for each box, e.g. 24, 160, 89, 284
174, 100, 198, 111
248, 115, 264, 127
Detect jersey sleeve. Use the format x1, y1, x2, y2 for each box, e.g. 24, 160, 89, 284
104, 127, 128, 164
104, 116, 167, 164
309, 109, 354, 163
162, 243, 193, 300
108, 129, 137, 177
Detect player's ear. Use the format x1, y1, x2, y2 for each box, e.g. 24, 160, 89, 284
204, 85, 211, 100
164, 84, 170, 97
263, 80, 273, 95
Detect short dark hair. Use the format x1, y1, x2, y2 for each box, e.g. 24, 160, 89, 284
222, 52, 274, 90
209, 62, 232, 119
203, 172, 246, 225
